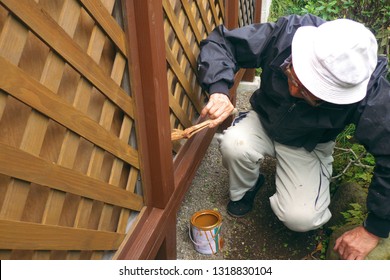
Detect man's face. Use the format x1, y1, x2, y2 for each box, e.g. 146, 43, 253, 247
285, 62, 323, 107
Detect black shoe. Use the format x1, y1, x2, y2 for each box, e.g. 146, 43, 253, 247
227, 175, 265, 217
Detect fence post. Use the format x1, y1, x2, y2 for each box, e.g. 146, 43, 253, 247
129, 0, 174, 209
120, 0, 176, 259
225, 0, 239, 29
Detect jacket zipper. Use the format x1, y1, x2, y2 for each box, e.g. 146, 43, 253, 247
277, 103, 296, 125
271, 102, 297, 139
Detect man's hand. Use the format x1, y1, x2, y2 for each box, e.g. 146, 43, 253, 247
201, 93, 234, 128
334, 225, 380, 260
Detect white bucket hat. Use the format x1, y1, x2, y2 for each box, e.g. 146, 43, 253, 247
292, 19, 378, 104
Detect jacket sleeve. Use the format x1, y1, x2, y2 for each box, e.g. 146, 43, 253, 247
197, 22, 275, 95
355, 56, 390, 238
196, 14, 324, 96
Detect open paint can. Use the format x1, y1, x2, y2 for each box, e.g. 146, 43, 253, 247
189, 209, 223, 255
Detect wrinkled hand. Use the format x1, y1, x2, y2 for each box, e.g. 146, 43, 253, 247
334, 226, 380, 260
201, 93, 234, 128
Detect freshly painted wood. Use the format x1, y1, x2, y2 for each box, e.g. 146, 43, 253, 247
0, 0, 135, 118
0, 56, 139, 168
0, 219, 125, 250
0, 143, 144, 210
79, 0, 127, 57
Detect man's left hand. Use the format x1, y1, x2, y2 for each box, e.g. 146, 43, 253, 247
334, 225, 380, 260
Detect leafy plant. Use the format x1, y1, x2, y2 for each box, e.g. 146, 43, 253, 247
300, 0, 340, 20
340, 203, 367, 226
332, 124, 375, 187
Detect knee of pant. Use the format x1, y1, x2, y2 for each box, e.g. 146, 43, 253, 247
279, 209, 320, 232
220, 133, 252, 162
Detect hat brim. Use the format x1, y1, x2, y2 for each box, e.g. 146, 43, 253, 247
291, 26, 368, 105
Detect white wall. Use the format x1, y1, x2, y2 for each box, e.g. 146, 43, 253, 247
260, 0, 273, 22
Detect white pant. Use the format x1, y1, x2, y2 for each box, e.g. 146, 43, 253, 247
219, 110, 334, 232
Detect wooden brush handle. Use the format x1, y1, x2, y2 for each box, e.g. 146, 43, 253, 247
171, 108, 237, 140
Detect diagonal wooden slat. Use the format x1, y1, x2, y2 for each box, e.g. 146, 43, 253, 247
216, 0, 225, 19
0, 56, 139, 168
163, 0, 197, 72
168, 89, 193, 128
0, 142, 144, 211
208, 0, 220, 26
165, 43, 202, 114
0, 219, 125, 250
196, 0, 212, 34
79, 0, 127, 57
180, 0, 203, 44
0, 0, 135, 119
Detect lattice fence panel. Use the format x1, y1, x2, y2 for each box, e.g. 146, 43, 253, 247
164, 0, 225, 153
239, 0, 255, 27
0, 0, 143, 260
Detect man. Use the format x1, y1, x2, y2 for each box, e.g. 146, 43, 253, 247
197, 14, 390, 260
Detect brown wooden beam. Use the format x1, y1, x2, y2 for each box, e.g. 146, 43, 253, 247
117, 0, 176, 260
224, 0, 239, 29
255, 0, 263, 23
155, 216, 177, 260
242, 68, 256, 82
124, 0, 174, 208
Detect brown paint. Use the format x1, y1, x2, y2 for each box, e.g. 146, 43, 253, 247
190, 210, 222, 230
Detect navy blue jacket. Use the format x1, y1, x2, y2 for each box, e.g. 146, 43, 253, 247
197, 14, 390, 238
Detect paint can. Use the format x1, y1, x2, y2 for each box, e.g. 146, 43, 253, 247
189, 209, 223, 255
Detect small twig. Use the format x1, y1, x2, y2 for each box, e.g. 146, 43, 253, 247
331, 159, 354, 180
331, 147, 373, 180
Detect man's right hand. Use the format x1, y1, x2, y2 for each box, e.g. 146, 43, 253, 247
334, 225, 380, 260
201, 93, 234, 128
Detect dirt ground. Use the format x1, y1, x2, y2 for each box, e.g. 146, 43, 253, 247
176, 78, 327, 260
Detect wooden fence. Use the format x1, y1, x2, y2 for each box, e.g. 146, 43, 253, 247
0, 0, 261, 260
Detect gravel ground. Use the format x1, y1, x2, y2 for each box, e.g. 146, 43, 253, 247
176, 77, 324, 260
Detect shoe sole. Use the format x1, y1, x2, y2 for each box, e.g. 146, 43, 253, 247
227, 209, 251, 218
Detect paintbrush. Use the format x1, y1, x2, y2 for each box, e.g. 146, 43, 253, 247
171, 119, 213, 141
171, 108, 237, 141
